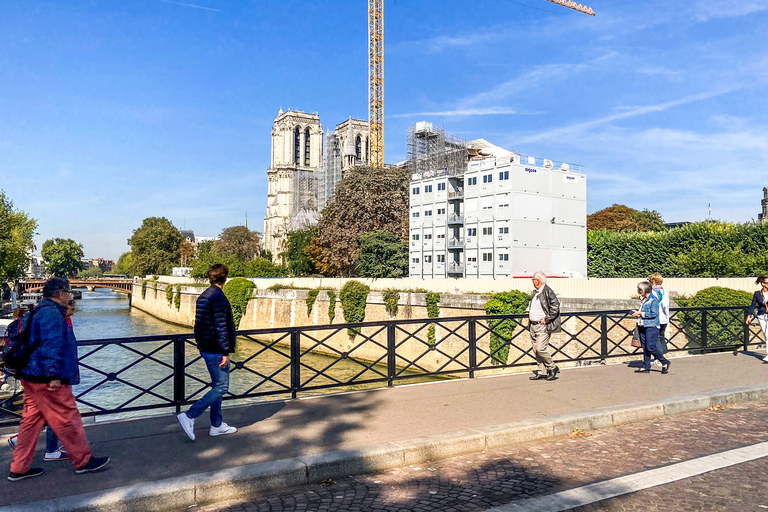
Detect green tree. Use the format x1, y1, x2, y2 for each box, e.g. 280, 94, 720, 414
128, 217, 183, 277
41, 238, 86, 278
282, 227, 317, 276
79, 265, 103, 278
214, 226, 261, 261
355, 230, 408, 278
244, 257, 285, 277
0, 191, 38, 285
308, 165, 410, 276
113, 252, 134, 277
587, 204, 665, 232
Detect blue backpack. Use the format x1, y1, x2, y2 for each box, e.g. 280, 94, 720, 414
1, 309, 38, 375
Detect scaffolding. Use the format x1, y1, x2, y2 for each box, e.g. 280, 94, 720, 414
290, 167, 318, 227
317, 128, 343, 211
407, 121, 468, 177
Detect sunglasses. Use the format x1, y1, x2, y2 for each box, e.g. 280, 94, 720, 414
68, 300, 75, 306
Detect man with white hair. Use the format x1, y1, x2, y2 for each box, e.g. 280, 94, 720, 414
528, 272, 562, 381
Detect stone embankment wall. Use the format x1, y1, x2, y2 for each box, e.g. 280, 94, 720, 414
131, 282, 643, 374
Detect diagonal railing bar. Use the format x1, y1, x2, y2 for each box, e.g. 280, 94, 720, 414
473, 319, 534, 368
75, 366, 176, 409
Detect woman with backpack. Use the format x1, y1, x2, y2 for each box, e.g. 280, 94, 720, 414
746, 275, 768, 362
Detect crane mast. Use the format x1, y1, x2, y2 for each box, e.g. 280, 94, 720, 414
368, 0, 384, 168
367, 0, 594, 169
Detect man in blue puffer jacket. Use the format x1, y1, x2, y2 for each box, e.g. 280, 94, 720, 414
177, 264, 237, 440
8, 277, 109, 482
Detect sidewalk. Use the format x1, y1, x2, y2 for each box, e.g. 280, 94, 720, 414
1, 350, 767, 511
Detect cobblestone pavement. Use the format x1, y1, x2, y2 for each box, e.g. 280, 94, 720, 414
190, 401, 768, 512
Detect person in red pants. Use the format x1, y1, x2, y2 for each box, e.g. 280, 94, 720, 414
8, 277, 109, 481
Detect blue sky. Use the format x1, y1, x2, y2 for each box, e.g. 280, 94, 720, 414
1, 0, 767, 261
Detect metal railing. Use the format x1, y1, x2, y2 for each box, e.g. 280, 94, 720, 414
0, 306, 762, 426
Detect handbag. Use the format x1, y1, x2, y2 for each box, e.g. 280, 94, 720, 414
631, 326, 642, 348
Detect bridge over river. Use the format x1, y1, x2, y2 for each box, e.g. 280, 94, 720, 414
19, 278, 134, 295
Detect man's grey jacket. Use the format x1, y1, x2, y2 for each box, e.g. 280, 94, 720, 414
532, 285, 562, 334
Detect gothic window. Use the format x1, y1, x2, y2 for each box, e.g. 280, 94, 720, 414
365, 137, 369, 163
294, 126, 301, 164
304, 128, 311, 166
355, 135, 362, 162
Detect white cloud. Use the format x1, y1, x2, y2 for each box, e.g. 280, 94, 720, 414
693, 0, 768, 22
391, 107, 520, 118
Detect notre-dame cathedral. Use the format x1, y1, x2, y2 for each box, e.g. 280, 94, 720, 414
263, 109, 370, 259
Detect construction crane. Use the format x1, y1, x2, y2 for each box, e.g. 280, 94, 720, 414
367, 0, 595, 168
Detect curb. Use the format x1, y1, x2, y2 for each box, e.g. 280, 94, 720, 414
4, 384, 768, 512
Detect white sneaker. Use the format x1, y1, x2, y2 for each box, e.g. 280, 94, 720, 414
763, 355, 768, 363
43, 449, 71, 461
652, 360, 662, 367
7, 435, 17, 450
177, 412, 195, 441
209, 422, 237, 437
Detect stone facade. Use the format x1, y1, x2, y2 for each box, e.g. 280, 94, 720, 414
317, 118, 371, 210
263, 109, 323, 259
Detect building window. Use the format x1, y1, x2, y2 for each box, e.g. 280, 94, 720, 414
498, 227, 509, 234
412, 187, 420, 195
424, 255, 432, 263
304, 128, 311, 166
437, 208, 446, 215
412, 257, 419, 263
437, 255, 445, 262
499, 201, 509, 208
482, 252, 492, 262
294, 126, 301, 164
468, 177, 477, 186
424, 234, 432, 240
437, 233, 445, 239
483, 174, 493, 183
425, 210, 432, 216
467, 228, 476, 237
425, 185, 433, 193
412, 212, 420, 218
412, 234, 420, 240
499, 254, 509, 261
482, 227, 492, 235
467, 257, 477, 263
499, 170, 509, 180
438, 182, 446, 191
356, 135, 362, 161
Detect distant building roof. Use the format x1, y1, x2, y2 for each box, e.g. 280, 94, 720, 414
179, 230, 195, 243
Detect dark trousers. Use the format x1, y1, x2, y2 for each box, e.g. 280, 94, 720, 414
640, 326, 669, 370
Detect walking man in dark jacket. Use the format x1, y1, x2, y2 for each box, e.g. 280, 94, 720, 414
527, 272, 562, 381
177, 264, 237, 440
8, 277, 109, 481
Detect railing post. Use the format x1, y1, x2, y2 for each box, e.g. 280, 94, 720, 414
600, 314, 608, 364
743, 308, 750, 352
173, 336, 185, 414
387, 323, 396, 387
701, 310, 708, 353
469, 319, 477, 378
290, 329, 300, 399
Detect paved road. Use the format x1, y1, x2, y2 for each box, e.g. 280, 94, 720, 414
191, 400, 768, 512
2, 350, 768, 508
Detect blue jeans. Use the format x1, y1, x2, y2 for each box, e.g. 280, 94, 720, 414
186, 352, 229, 428
45, 426, 59, 453
640, 326, 669, 370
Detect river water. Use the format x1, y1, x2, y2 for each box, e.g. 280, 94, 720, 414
65, 289, 437, 421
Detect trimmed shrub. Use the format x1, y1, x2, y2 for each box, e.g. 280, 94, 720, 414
678, 286, 752, 348
382, 288, 400, 317
222, 277, 256, 329
306, 288, 320, 317
327, 290, 337, 323
485, 291, 532, 365
166, 284, 174, 305
174, 285, 182, 310
425, 292, 440, 345
340, 280, 370, 336
141, 280, 147, 299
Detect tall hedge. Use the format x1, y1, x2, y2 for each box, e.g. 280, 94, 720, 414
340, 280, 370, 336
588, 221, 768, 277
222, 277, 255, 329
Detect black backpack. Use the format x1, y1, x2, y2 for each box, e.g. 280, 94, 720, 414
1, 309, 38, 375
